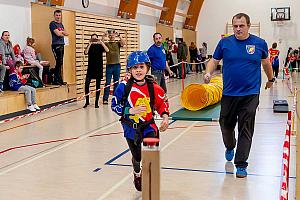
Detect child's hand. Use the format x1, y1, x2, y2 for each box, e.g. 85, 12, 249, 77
159, 114, 169, 132
23, 74, 30, 79
129, 105, 147, 115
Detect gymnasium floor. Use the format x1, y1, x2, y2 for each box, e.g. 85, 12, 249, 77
0, 72, 297, 200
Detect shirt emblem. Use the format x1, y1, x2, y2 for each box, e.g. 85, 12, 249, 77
246, 45, 255, 54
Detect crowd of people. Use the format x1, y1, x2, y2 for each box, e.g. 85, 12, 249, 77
0, 9, 67, 112
163, 37, 208, 79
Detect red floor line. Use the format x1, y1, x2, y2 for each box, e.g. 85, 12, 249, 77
0, 137, 78, 154
0, 131, 124, 155
0, 107, 82, 134
89, 132, 123, 137
0, 124, 201, 155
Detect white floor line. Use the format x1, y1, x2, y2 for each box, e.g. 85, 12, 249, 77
0, 121, 120, 176
96, 121, 198, 200
0, 91, 181, 176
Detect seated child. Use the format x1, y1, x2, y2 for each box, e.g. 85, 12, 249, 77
23, 37, 49, 81
13, 44, 25, 63
9, 61, 40, 112
111, 51, 169, 191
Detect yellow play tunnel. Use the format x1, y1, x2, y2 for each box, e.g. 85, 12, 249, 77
180, 76, 223, 111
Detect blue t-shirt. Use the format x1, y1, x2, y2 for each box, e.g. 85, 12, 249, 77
49, 21, 65, 45
213, 34, 268, 96
147, 44, 166, 71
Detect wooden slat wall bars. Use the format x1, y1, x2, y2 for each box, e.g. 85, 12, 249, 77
75, 12, 139, 96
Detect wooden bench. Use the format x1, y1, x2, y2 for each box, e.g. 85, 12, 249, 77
0, 83, 77, 115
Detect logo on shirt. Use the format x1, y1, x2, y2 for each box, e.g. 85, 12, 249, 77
246, 45, 255, 54
129, 97, 151, 123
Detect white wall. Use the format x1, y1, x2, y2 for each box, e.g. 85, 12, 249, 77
10, 0, 300, 57
197, 0, 300, 64
0, 0, 32, 48
0, 0, 189, 50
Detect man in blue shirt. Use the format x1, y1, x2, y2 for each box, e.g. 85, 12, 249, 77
49, 10, 69, 85
147, 33, 173, 93
204, 13, 274, 178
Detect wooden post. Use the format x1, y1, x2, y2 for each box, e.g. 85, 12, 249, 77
142, 138, 160, 200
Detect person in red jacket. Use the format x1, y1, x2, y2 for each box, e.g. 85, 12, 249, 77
111, 51, 169, 191
269, 42, 280, 79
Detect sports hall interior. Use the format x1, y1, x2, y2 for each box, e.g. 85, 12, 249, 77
0, 0, 299, 199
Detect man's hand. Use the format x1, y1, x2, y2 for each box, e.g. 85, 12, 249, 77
203, 72, 211, 83
129, 105, 147, 115
102, 33, 107, 41
265, 81, 274, 90
159, 114, 169, 132
168, 70, 174, 77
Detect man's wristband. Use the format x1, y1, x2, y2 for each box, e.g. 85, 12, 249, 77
268, 77, 275, 82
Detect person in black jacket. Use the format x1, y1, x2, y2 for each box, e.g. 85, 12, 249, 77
83, 34, 109, 108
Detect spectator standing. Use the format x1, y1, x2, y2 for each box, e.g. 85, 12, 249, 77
200, 42, 207, 71
102, 29, 125, 105
189, 42, 199, 73
147, 33, 173, 93
49, 10, 69, 85
177, 38, 188, 78
83, 34, 109, 108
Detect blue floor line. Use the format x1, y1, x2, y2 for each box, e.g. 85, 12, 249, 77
103, 120, 176, 166
104, 149, 130, 165
107, 163, 296, 179
93, 168, 102, 172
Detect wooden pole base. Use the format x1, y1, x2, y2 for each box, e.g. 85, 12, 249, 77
142, 138, 160, 200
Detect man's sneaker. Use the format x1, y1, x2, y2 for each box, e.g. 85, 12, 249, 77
27, 105, 36, 112
225, 149, 234, 161
133, 171, 142, 191
236, 167, 247, 178
33, 104, 41, 110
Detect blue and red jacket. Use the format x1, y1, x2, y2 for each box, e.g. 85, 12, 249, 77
111, 79, 169, 141
9, 70, 26, 91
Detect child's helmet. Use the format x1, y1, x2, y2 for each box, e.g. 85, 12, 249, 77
126, 51, 151, 69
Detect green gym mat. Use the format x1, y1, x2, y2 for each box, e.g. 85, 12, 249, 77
170, 103, 221, 121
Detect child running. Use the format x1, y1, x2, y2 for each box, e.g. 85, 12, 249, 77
111, 51, 169, 191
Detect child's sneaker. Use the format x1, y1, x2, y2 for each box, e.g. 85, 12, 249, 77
33, 104, 41, 110
236, 167, 247, 178
27, 105, 36, 112
225, 149, 234, 161
133, 171, 142, 191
